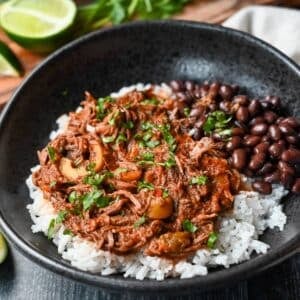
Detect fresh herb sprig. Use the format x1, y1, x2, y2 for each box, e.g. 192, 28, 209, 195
203, 111, 232, 135
75, 0, 191, 36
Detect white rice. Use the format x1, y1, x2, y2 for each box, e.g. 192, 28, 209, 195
26, 84, 288, 280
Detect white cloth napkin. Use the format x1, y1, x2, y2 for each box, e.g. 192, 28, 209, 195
223, 5, 300, 64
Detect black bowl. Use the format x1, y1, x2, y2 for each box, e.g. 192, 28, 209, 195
0, 21, 299, 295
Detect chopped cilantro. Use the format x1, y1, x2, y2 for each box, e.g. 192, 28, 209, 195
182, 220, 198, 233
133, 215, 147, 228
141, 98, 159, 105
47, 146, 56, 162
190, 175, 208, 185
47, 210, 68, 239
137, 180, 154, 192
203, 111, 232, 134
102, 135, 116, 143
207, 232, 218, 249
82, 190, 111, 211
158, 124, 177, 152
116, 133, 127, 143
108, 110, 120, 125
63, 229, 74, 236
183, 107, 190, 117
162, 154, 176, 169
142, 152, 154, 161
144, 140, 160, 148
163, 189, 169, 198
123, 121, 134, 129
68, 191, 78, 203
50, 181, 56, 188
97, 96, 113, 120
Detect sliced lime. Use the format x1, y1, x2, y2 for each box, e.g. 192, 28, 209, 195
0, 232, 8, 263
0, 0, 77, 53
0, 40, 23, 76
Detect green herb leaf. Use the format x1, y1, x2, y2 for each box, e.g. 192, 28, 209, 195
203, 111, 232, 134
63, 229, 74, 236
133, 215, 147, 228
95, 196, 111, 208
158, 124, 177, 152
163, 189, 169, 198
68, 191, 78, 203
183, 107, 190, 117
50, 181, 56, 188
142, 152, 154, 161
182, 219, 198, 233
123, 121, 134, 129
82, 190, 111, 210
102, 135, 116, 143
97, 96, 113, 120
137, 180, 154, 192
207, 232, 218, 249
190, 175, 208, 185
47, 146, 56, 162
56, 210, 67, 224
141, 98, 159, 105
145, 140, 160, 148
116, 133, 127, 143
162, 154, 176, 169
47, 219, 56, 239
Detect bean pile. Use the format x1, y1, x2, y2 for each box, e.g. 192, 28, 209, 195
168, 80, 300, 195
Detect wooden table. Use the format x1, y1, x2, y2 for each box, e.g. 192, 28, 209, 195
0, 1, 300, 299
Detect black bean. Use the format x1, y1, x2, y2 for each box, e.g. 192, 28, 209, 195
251, 123, 268, 136
257, 163, 274, 176
226, 136, 242, 152
281, 117, 299, 128
219, 101, 231, 113
252, 180, 272, 194
185, 80, 195, 92
232, 148, 247, 170
254, 142, 270, 154
268, 125, 281, 141
236, 107, 250, 123
248, 99, 262, 117
170, 80, 185, 92
233, 95, 249, 106
281, 149, 300, 164
286, 135, 299, 145
263, 111, 277, 124
219, 85, 233, 100
265, 95, 281, 108
208, 103, 217, 111
280, 171, 294, 188
277, 139, 287, 147
269, 142, 285, 158
234, 120, 248, 131
292, 178, 300, 193
209, 82, 220, 97
278, 123, 296, 135
264, 170, 281, 183
244, 135, 261, 147
249, 153, 266, 171
249, 116, 265, 126
278, 161, 295, 175
231, 127, 245, 136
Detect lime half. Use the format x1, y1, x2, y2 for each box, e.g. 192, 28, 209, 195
0, 233, 8, 264
0, 40, 23, 76
0, 0, 77, 53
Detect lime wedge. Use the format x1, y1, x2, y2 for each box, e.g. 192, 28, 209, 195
0, 0, 77, 53
0, 232, 8, 264
0, 40, 23, 76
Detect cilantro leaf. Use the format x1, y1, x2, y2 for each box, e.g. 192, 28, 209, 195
190, 175, 208, 185
182, 220, 198, 233
137, 180, 154, 192
207, 232, 218, 249
47, 146, 56, 162
133, 215, 147, 228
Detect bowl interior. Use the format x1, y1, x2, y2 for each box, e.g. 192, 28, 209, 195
0, 21, 299, 292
